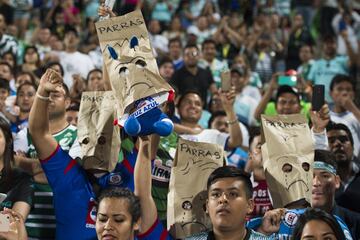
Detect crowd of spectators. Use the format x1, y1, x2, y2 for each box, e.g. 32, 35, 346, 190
0, 0, 359, 239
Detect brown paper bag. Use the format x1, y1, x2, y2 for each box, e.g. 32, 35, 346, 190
95, 10, 173, 126
167, 139, 224, 238
261, 114, 314, 208
77, 91, 120, 172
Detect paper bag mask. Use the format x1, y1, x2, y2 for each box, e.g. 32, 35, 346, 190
261, 114, 314, 209
95, 10, 173, 126
167, 139, 224, 239
78, 91, 120, 172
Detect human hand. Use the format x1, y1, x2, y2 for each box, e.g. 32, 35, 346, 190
258, 208, 286, 235
98, 2, 117, 18
268, 73, 280, 92
220, 86, 235, 113
310, 104, 330, 133
0, 208, 27, 240
39, 69, 64, 95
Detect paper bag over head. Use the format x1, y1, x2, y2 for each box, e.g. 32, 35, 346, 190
77, 91, 120, 173
261, 114, 314, 209
95, 10, 173, 125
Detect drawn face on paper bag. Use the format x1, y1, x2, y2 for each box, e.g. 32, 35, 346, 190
270, 155, 312, 202
105, 36, 168, 114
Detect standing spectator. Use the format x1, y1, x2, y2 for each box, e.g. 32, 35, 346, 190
85, 68, 103, 91
187, 15, 215, 45
286, 13, 314, 70
0, 14, 18, 56
327, 123, 360, 213
198, 39, 228, 87
0, 61, 16, 95
168, 37, 184, 70
31, 26, 52, 61
297, 44, 315, 81
55, 27, 94, 88
170, 44, 217, 106
14, 83, 80, 239
163, 16, 186, 44
20, 46, 41, 78
329, 75, 360, 157
158, 57, 174, 83
307, 34, 356, 104
148, 19, 168, 56
231, 66, 261, 126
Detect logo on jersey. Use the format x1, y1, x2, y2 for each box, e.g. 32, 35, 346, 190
109, 173, 123, 185
86, 198, 96, 228
284, 211, 299, 227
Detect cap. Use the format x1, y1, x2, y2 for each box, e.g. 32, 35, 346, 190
230, 66, 246, 76
275, 85, 300, 103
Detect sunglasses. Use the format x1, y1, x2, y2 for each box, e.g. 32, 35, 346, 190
328, 135, 350, 144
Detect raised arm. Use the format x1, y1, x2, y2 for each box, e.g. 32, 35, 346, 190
134, 135, 160, 233
254, 74, 279, 121
28, 69, 62, 160
220, 87, 242, 150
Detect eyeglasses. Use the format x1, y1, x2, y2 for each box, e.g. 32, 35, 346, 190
328, 135, 350, 144
184, 51, 199, 57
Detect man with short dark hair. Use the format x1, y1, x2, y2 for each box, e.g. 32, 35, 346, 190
312, 149, 360, 239
168, 37, 183, 70
329, 74, 360, 157
170, 44, 217, 106
186, 166, 272, 239
326, 122, 360, 213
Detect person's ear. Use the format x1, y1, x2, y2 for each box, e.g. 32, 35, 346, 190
335, 175, 341, 189
133, 218, 141, 232
247, 198, 254, 214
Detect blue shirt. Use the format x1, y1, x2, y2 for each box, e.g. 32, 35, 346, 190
247, 208, 353, 240
307, 56, 349, 103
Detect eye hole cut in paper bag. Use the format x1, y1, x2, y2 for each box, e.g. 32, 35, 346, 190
261, 114, 314, 209
167, 138, 224, 239
95, 10, 174, 127
78, 91, 121, 173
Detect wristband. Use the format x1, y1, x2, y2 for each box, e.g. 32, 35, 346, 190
36, 92, 50, 101
226, 119, 238, 125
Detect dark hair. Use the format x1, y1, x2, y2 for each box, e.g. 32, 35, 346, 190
249, 126, 261, 148
330, 74, 355, 92
16, 71, 37, 86
177, 89, 203, 108
23, 46, 41, 67
64, 26, 79, 38
184, 43, 199, 52
66, 102, 80, 112
275, 85, 300, 104
158, 56, 173, 68
0, 117, 14, 185
168, 37, 182, 47
207, 166, 253, 199
17, 82, 37, 93
45, 61, 64, 77
86, 68, 102, 82
326, 122, 354, 147
314, 149, 338, 171
97, 187, 141, 225
322, 34, 336, 43
0, 78, 10, 92
299, 43, 314, 54
208, 111, 226, 129
1, 51, 17, 68
62, 83, 70, 98
202, 38, 216, 50
0, 61, 14, 76
292, 208, 345, 240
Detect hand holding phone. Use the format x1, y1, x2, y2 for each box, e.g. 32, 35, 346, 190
221, 71, 231, 92
312, 85, 325, 111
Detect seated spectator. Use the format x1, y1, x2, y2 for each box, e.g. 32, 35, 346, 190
0, 117, 33, 220
168, 37, 184, 70
326, 122, 360, 213
329, 74, 360, 157
158, 57, 174, 83
312, 149, 360, 239
292, 208, 346, 240
21, 46, 41, 79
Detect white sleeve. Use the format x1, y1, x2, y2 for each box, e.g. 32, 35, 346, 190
311, 128, 329, 150
13, 128, 29, 153
68, 137, 83, 159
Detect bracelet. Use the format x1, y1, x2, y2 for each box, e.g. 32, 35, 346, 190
36, 92, 50, 101
226, 119, 238, 125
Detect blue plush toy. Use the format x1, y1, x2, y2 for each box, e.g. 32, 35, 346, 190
122, 92, 175, 137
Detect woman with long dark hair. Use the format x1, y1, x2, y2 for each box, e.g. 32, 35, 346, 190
0, 117, 33, 220
292, 208, 346, 240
